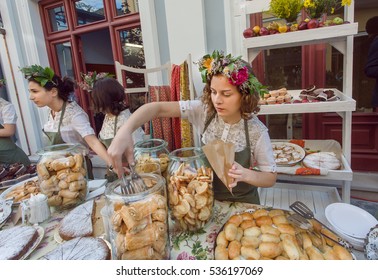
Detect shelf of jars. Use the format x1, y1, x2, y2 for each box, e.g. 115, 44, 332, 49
244, 23, 358, 60
259, 88, 356, 115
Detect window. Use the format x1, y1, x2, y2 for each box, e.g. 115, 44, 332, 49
114, 0, 139, 16
48, 5, 68, 32
75, 0, 105, 26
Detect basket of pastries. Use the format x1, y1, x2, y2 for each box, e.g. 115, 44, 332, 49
214, 207, 354, 260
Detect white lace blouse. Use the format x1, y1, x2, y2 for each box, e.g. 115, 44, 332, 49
43, 101, 94, 147
0, 98, 17, 125
179, 100, 276, 173
99, 109, 145, 143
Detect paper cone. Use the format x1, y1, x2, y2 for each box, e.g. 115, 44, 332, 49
202, 139, 235, 195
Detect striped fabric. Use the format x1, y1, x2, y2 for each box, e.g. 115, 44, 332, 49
171, 65, 181, 150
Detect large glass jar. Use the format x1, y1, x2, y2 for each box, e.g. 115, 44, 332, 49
105, 173, 170, 260
167, 147, 214, 232
134, 139, 170, 178
36, 144, 88, 210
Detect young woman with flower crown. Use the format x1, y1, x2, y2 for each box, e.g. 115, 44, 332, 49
107, 51, 277, 204
20, 65, 112, 178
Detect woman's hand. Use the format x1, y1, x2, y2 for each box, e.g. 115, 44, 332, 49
227, 161, 248, 189
107, 133, 135, 178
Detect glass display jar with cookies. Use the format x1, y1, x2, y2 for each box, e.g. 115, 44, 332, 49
104, 173, 170, 260
36, 143, 88, 210
167, 147, 214, 232
134, 138, 170, 178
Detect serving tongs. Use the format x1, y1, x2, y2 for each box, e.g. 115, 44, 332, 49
289, 201, 353, 251
119, 163, 148, 195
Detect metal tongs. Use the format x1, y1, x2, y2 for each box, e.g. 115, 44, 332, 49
289, 201, 353, 251
120, 163, 148, 195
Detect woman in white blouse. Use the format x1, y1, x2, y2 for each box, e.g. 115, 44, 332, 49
21, 65, 111, 178
0, 97, 31, 166
108, 51, 277, 204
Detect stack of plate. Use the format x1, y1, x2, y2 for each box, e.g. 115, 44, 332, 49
325, 203, 378, 251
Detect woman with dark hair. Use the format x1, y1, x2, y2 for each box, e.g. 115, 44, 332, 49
20, 65, 111, 178
365, 16, 378, 110
107, 51, 277, 204
91, 77, 144, 149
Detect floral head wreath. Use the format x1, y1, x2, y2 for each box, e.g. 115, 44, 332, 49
78, 71, 114, 92
19, 65, 56, 87
197, 50, 267, 97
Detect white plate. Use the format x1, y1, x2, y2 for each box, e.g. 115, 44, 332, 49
0, 200, 13, 225
325, 203, 378, 239
20, 225, 44, 260
88, 179, 107, 191
0, 176, 39, 205
271, 142, 306, 166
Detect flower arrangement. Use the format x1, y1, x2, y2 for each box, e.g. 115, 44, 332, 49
78, 71, 114, 92
303, 0, 352, 19
269, 0, 304, 23
19, 65, 56, 86
196, 50, 267, 97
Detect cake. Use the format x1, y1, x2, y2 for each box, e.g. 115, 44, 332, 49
41, 237, 111, 260
58, 199, 95, 241
0, 225, 39, 260
303, 152, 341, 170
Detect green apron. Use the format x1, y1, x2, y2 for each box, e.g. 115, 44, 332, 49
202, 114, 260, 204
0, 124, 31, 166
43, 102, 94, 179
99, 115, 118, 182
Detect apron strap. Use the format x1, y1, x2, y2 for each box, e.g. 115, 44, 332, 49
57, 102, 67, 133
113, 115, 118, 138
203, 112, 216, 134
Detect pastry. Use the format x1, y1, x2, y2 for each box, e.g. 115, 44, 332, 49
303, 152, 341, 170
0, 226, 39, 260
58, 199, 95, 241
41, 237, 110, 260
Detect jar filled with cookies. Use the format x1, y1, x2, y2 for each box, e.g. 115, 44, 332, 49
36, 144, 88, 210
167, 147, 214, 232
134, 139, 170, 178
105, 173, 170, 260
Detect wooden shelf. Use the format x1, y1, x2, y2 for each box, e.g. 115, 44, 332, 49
243, 23, 358, 51
259, 89, 356, 115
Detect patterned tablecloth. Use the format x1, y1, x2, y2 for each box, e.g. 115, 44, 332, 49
1, 197, 261, 260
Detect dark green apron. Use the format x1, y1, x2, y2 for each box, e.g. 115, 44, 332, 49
202, 114, 260, 204
43, 102, 94, 179
0, 124, 31, 166
99, 115, 118, 182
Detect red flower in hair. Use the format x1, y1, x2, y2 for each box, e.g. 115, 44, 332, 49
230, 66, 248, 86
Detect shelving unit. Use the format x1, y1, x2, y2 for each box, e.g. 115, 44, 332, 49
233, 0, 357, 203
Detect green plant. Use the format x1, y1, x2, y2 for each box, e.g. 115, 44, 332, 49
269, 0, 304, 23
19, 65, 55, 86
303, 0, 352, 19
78, 71, 114, 92
0, 79, 5, 87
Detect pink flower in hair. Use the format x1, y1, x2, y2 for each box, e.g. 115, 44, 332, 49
230, 66, 249, 86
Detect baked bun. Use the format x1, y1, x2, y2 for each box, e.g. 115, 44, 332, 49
214, 208, 354, 260
303, 152, 341, 170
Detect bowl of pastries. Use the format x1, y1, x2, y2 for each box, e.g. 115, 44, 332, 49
214, 207, 354, 260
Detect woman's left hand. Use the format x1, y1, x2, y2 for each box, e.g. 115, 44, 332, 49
227, 161, 248, 189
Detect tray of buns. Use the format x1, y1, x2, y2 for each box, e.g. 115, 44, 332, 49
214, 207, 354, 260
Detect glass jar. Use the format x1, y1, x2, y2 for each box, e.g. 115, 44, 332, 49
105, 173, 170, 260
134, 139, 170, 178
36, 143, 88, 210
167, 147, 214, 232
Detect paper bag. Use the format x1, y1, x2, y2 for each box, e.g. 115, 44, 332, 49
202, 139, 235, 195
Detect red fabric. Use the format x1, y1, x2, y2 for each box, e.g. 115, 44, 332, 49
149, 86, 174, 152
170, 65, 181, 150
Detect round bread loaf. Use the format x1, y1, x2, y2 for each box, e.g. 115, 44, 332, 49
303, 152, 341, 170
0, 226, 39, 260
41, 237, 111, 260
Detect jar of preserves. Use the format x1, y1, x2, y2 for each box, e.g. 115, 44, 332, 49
167, 147, 214, 232
105, 173, 170, 260
134, 139, 170, 177
36, 144, 88, 210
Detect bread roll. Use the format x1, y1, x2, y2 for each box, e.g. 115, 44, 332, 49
235, 227, 244, 241
214, 245, 228, 260
261, 233, 281, 243
224, 223, 238, 241
272, 215, 288, 225
252, 209, 268, 219
305, 246, 324, 260
241, 246, 260, 260
228, 240, 241, 260
277, 224, 296, 235
239, 220, 255, 230
241, 236, 261, 248
255, 216, 273, 227
258, 242, 283, 259
243, 226, 261, 237
227, 214, 243, 226
241, 212, 254, 221
333, 244, 353, 260
260, 224, 280, 236
268, 209, 285, 217
282, 238, 299, 260
216, 231, 229, 247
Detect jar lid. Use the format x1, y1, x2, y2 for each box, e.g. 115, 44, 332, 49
105, 173, 165, 203
134, 139, 168, 151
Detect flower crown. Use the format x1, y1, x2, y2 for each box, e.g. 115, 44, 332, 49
78, 71, 114, 92
197, 50, 267, 97
19, 65, 56, 87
